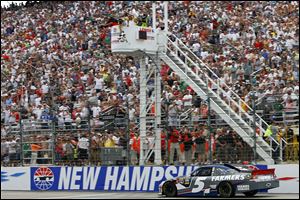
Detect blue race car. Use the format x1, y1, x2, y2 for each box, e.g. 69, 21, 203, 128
159, 164, 279, 198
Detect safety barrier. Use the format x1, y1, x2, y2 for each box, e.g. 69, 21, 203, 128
1, 164, 298, 193
3, 104, 298, 167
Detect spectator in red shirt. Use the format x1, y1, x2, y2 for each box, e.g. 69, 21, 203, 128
254, 38, 264, 50
169, 126, 182, 165
2, 54, 10, 61
182, 126, 193, 165
161, 130, 167, 164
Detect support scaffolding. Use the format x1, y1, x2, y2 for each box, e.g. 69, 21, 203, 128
111, 2, 168, 165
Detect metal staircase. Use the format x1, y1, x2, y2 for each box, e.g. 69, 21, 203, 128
158, 34, 287, 164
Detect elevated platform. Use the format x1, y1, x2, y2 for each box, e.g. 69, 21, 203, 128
111, 23, 167, 56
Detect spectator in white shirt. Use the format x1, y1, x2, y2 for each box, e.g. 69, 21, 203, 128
183, 90, 193, 109
94, 74, 104, 93
91, 105, 101, 118
282, 89, 298, 103
129, 106, 136, 122
32, 104, 43, 120
285, 36, 296, 51
77, 134, 89, 159
35, 96, 42, 107
192, 42, 201, 56
41, 82, 49, 94
57, 112, 65, 129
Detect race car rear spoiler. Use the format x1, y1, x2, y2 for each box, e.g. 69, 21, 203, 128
251, 169, 275, 176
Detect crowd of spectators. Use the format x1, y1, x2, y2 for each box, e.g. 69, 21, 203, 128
1, 1, 299, 166
168, 1, 299, 113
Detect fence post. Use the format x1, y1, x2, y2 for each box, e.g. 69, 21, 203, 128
239, 99, 242, 117
279, 138, 283, 162
207, 87, 213, 164
19, 110, 24, 166
126, 91, 130, 166
252, 93, 257, 164
259, 120, 262, 137
165, 102, 169, 165
175, 38, 178, 56
269, 137, 273, 157
52, 117, 56, 165
88, 104, 92, 165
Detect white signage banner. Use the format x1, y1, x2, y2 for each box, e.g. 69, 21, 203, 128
268, 164, 299, 193
1, 167, 31, 190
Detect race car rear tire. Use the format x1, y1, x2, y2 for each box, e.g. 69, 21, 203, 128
243, 190, 258, 197
163, 182, 177, 197
217, 182, 235, 198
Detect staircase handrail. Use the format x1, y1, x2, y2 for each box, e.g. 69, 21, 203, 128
169, 34, 263, 120
179, 107, 193, 118
167, 34, 288, 147
165, 44, 252, 123
165, 39, 254, 124
169, 35, 260, 113
161, 51, 270, 155
165, 39, 283, 150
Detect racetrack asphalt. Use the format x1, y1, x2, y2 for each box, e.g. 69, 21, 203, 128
1, 191, 299, 199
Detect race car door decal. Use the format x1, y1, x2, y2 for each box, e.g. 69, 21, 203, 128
191, 177, 206, 193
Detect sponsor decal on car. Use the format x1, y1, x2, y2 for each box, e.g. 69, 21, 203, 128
211, 174, 245, 181
237, 185, 250, 191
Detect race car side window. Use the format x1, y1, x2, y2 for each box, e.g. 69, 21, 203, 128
191, 168, 201, 176
213, 167, 236, 176
191, 167, 212, 177
213, 167, 227, 176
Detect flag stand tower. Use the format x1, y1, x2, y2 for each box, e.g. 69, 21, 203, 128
110, 2, 168, 165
